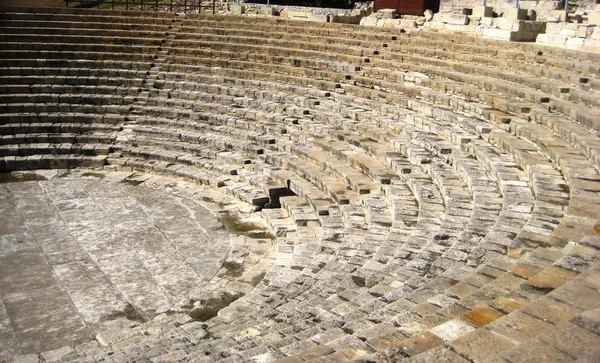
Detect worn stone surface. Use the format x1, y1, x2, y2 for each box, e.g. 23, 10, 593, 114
0, 6, 599, 363
0, 176, 235, 355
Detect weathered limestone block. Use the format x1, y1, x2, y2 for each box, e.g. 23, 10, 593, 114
376, 9, 397, 19
287, 10, 328, 22
473, 6, 493, 17
231, 5, 245, 15
550, 10, 568, 22
503, 8, 528, 20
483, 28, 517, 41
536, 1, 562, 11
480, 16, 494, 25
381, 18, 418, 28
494, 17, 520, 30
360, 17, 378, 27
519, 0, 538, 10
577, 25, 594, 38
330, 14, 363, 24
582, 38, 600, 52
433, 13, 470, 25
432, 12, 445, 22
424, 9, 434, 21
589, 12, 600, 26
545, 22, 570, 35
261, 6, 275, 16
536, 33, 569, 45
566, 37, 585, 48
559, 26, 578, 37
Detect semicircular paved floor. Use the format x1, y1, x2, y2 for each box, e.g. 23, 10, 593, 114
0, 176, 231, 355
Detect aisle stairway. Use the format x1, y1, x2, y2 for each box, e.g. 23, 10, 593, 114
0, 6, 599, 362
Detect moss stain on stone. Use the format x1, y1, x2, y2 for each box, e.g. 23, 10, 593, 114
219, 261, 245, 278
0, 172, 47, 183
218, 213, 273, 240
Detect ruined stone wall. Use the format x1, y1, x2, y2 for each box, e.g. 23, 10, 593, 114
440, 0, 597, 13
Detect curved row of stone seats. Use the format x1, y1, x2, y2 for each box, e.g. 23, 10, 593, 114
0, 5, 175, 18
163, 56, 600, 174
138, 54, 588, 268
132, 63, 576, 290
0, 6, 172, 177
125, 73, 409, 218
142, 67, 556, 288
175, 49, 600, 196
187, 15, 600, 77
180, 16, 600, 96
1, 6, 599, 363
174, 16, 600, 158
97, 60, 492, 310
129, 59, 600, 362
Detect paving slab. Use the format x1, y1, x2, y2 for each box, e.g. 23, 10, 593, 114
0, 178, 234, 356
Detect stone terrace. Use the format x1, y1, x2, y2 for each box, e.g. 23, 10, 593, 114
0, 6, 599, 363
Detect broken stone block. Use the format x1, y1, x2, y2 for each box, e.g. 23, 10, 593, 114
551, 10, 568, 22
424, 9, 434, 21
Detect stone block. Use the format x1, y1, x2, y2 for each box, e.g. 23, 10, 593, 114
376, 9, 396, 19
445, 14, 470, 25
231, 5, 245, 15
378, 18, 395, 27
432, 12, 446, 22
582, 38, 600, 52
430, 319, 475, 341
261, 6, 275, 16
503, 8, 528, 20
535, 0, 562, 11
330, 14, 362, 24
537, 33, 568, 45
519, 0, 537, 10
480, 16, 494, 26
360, 17, 378, 27
589, 12, 600, 26
545, 22, 563, 35
287, 10, 328, 22
473, 6, 493, 17
559, 27, 578, 37
550, 10, 568, 22
494, 17, 519, 30
577, 25, 594, 38
424, 9, 434, 21
483, 28, 516, 41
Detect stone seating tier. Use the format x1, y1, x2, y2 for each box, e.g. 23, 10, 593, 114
0, 6, 599, 363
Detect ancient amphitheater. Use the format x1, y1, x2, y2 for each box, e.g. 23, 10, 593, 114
1, 4, 600, 363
